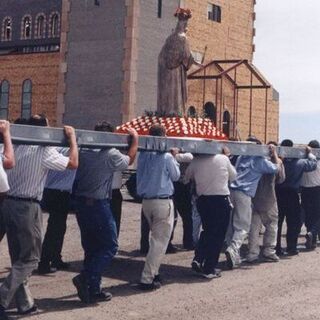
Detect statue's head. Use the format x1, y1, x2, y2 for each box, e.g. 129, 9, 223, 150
174, 8, 192, 33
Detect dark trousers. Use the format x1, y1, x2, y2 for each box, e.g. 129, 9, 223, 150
111, 189, 123, 237
0, 206, 5, 243
301, 186, 320, 243
276, 187, 302, 251
194, 195, 231, 274
40, 188, 70, 265
75, 197, 118, 294
173, 182, 194, 248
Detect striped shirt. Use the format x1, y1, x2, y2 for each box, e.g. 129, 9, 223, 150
45, 148, 77, 192
7, 145, 69, 200
75, 148, 130, 200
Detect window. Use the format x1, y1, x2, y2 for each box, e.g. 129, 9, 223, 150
203, 102, 217, 123
157, 0, 162, 18
187, 106, 196, 117
35, 14, 46, 38
222, 111, 231, 136
49, 13, 60, 38
21, 80, 32, 119
2, 17, 12, 41
21, 15, 32, 39
0, 80, 10, 119
207, 3, 221, 23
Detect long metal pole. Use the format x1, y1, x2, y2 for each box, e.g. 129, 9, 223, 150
6, 124, 320, 159
264, 88, 268, 143
220, 77, 223, 131
249, 71, 253, 136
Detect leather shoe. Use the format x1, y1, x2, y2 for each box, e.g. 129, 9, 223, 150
153, 274, 162, 285
305, 232, 315, 250
18, 304, 38, 315
72, 274, 91, 304
37, 263, 57, 275
90, 289, 112, 302
286, 249, 299, 256
51, 260, 71, 270
166, 244, 178, 254
137, 281, 161, 291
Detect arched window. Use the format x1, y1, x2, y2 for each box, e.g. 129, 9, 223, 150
21, 15, 32, 39
187, 106, 196, 117
0, 80, 10, 119
2, 17, 12, 41
203, 102, 217, 124
222, 111, 231, 136
21, 80, 32, 119
35, 14, 46, 38
49, 13, 60, 38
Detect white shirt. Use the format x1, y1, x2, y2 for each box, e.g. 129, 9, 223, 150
301, 160, 320, 187
7, 145, 69, 200
112, 171, 122, 190
184, 154, 237, 196
0, 158, 9, 193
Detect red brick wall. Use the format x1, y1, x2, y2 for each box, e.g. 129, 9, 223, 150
0, 52, 60, 125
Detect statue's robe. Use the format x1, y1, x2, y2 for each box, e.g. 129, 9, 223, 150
157, 32, 195, 115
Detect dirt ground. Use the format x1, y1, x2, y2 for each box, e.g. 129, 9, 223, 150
1, 199, 320, 320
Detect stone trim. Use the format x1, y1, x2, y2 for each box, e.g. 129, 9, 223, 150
56, 0, 70, 126
34, 13, 47, 39
1, 16, 12, 41
48, 11, 60, 38
121, 0, 140, 123
21, 14, 32, 40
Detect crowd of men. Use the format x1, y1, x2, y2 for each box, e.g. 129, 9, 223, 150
0, 115, 319, 320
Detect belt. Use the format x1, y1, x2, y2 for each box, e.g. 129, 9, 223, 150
7, 195, 41, 204
144, 196, 173, 200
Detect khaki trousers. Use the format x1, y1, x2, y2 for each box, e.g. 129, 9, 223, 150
247, 202, 278, 259
140, 199, 174, 284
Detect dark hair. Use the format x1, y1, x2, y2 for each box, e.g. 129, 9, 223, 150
281, 139, 293, 147
14, 118, 28, 125
149, 124, 166, 137
308, 140, 320, 149
267, 141, 278, 146
247, 136, 262, 145
94, 121, 114, 132
28, 114, 48, 127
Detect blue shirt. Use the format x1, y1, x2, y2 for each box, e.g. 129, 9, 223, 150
230, 156, 279, 197
277, 154, 317, 191
75, 148, 130, 200
137, 152, 180, 199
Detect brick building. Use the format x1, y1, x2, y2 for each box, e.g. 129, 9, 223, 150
0, 0, 279, 141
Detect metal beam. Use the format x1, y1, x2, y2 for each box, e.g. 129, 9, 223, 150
237, 85, 271, 89
188, 75, 220, 80
4, 124, 320, 159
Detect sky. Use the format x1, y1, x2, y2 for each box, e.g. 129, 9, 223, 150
254, 0, 320, 143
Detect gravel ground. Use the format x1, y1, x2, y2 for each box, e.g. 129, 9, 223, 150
1, 200, 320, 320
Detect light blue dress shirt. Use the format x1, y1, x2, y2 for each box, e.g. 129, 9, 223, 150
230, 156, 279, 198
137, 152, 180, 199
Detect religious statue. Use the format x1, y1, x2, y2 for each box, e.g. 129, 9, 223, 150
157, 8, 202, 115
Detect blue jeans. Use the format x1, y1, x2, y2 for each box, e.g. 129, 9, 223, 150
75, 197, 118, 294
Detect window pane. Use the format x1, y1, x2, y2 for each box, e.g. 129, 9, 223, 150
23, 80, 32, 92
